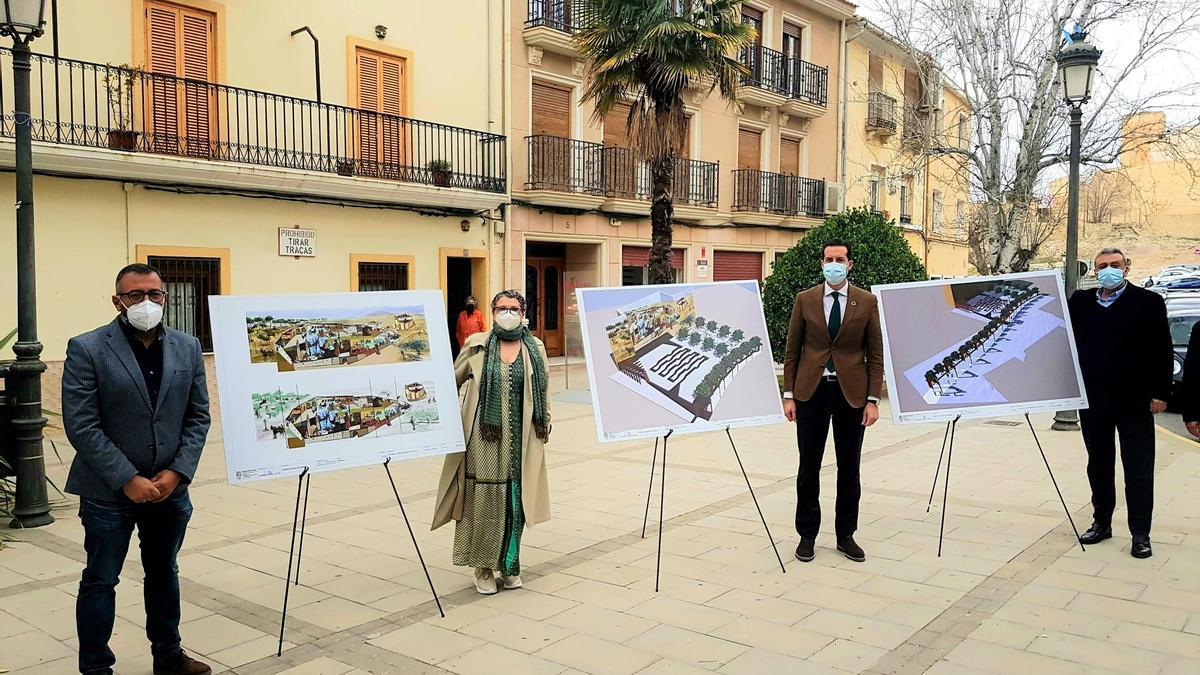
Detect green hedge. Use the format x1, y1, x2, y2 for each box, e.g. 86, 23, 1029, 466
762, 208, 928, 361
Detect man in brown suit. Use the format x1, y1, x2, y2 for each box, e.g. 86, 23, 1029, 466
782, 240, 884, 563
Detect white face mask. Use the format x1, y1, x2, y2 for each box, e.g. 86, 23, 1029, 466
495, 309, 522, 331
125, 299, 164, 332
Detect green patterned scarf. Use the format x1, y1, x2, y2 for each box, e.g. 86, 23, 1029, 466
479, 324, 550, 443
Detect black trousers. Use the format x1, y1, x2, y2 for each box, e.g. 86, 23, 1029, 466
795, 378, 865, 539
1079, 407, 1155, 537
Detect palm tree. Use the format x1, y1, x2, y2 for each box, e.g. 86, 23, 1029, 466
576, 1, 755, 284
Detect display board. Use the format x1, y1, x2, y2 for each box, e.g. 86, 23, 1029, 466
577, 280, 784, 442
873, 270, 1088, 424
209, 291, 465, 484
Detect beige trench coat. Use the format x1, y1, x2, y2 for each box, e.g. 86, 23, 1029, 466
431, 331, 551, 530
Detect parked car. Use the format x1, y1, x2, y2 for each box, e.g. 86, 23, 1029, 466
1152, 278, 1200, 295
1169, 310, 1199, 411
1144, 269, 1200, 287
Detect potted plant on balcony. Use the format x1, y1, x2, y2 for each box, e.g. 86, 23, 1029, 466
103, 64, 141, 151
335, 158, 356, 177
427, 159, 453, 187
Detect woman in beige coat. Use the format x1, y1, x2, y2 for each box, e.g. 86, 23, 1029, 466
432, 290, 551, 594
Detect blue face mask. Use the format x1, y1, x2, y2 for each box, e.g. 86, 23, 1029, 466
1097, 267, 1126, 290
823, 262, 849, 286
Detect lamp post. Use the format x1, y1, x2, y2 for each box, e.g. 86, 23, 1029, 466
2, 0, 53, 526
1052, 26, 1101, 433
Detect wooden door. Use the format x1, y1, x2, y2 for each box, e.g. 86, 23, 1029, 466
356, 48, 408, 179
530, 81, 573, 189
526, 257, 564, 356
145, 0, 216, 158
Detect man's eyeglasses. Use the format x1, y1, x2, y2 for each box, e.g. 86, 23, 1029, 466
117, 290, 168, 304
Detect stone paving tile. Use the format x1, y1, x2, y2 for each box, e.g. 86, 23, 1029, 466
0, 628, 75, 671
367, 622, 478, 665
440, 641, 566, 675
274, 656, 360, 674
624, 624, 748, 670
809, 639, 889, 672
457, 610, 573, 654
709, 615, 835, 658
535, 633, 661, 675
286, 596, 388, 633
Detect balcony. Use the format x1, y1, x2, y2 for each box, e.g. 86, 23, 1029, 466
0, 50, 506, 210
866, 91, 897, 137
525, 0, 590, 57
731, 169, 825, 226
738, 46, 829, 117
903, 106, 930, 149
524, 135, 606, 209
522, 136, 719, 219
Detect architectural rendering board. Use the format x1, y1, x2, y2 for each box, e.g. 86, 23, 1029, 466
577, 281, 785, 442
210, 291, 465, 484
874, 271, 1088, 424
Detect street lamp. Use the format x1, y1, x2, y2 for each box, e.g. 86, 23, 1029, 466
1052, 25, 1101, 433
2, 0, 53, 526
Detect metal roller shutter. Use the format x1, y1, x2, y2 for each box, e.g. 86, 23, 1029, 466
622, 246, 685, 269
713, 250, 763, 282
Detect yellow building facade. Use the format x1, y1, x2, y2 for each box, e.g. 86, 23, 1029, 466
512, 0, 857, 357
1, 0, 508, 361
842, 21, 973, 277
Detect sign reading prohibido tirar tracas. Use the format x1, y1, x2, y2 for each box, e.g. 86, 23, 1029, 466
279, 228, 316, 257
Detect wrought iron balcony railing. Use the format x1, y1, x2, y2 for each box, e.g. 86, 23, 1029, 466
731, 169, 825, 217
738, 45, 829, 107
867, 91, 897, 131
526, 135, 605, 194
0, 49, 507, 193
526, 0, 593, 32
602, 146, 719, 208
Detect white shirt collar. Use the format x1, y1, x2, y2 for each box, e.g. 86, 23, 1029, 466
824, 282, 849, 297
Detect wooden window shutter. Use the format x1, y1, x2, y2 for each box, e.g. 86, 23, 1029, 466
179, 7, 214, 157
379, 56, 405, 172
145, 3, 179, 152
868, 53, 883, 90
780, 137, 800, 175
737, 128, 762, 170
355, 50, 381, 174
904, 69, 920, 105
531, 81, 571, 138
681, 116, 690, 158
355, 48, 409, 178
603, 101, 633, 148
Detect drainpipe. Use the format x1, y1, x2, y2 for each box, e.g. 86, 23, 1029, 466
839, 19, 867, 186
500, 0, 513, 291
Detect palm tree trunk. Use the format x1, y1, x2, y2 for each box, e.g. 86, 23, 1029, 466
648, 154, 675, 285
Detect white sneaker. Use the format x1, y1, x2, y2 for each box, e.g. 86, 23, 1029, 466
500, 574, 522, 590
474, 568, 497, 595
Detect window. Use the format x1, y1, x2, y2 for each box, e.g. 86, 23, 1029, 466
780, 137, 801, 175
899, 178, 912, 224
622, 246, 683, 286
957, 114, 968, 148
869, 168, 884, 212
737, 128, 762, 170
741, 6, 764, 45
532, 80, 572, 138
357, 262, 409, 291
956, 200, 966, 235
144, 0, 216, 157
355, 47, 409, 179
147, 255, 220, 351
932, 190, 945, 233
868, 52, 883, 92
783, 22, 802, 61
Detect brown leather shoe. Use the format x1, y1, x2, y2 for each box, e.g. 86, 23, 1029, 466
153, 651, 212, 675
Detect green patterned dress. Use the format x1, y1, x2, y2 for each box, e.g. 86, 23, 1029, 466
453, 357, 525, 575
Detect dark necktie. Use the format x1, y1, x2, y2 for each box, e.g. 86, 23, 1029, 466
827, 291, 841, 373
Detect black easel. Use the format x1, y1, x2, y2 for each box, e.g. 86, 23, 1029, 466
927, 413, 1085, 557
642, 426, 786, 592
278, 467, 309, 657
383, 458, 445, 618
277, 460, 445, 657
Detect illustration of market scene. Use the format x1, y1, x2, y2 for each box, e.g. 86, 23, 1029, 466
603, 289, 765, 421
252, 381, 439, 449
907, 279, 1062, 404
245, 307, 430, 372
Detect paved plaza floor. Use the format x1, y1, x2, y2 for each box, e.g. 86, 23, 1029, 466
2, 365, 1198, 674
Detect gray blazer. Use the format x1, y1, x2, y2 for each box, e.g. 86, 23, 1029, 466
62, 318, 211, 502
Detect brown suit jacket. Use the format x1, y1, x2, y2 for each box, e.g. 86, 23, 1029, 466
782, 284, 885, 408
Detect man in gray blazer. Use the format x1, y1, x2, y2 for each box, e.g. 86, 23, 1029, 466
63, 263, 211, 675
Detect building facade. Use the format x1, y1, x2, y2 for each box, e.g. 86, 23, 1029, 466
1, 0, 508, 362
513, 0, 856, 357
842, 21, 972, 277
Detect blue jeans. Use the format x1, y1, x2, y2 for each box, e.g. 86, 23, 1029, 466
77, 491, 192, 674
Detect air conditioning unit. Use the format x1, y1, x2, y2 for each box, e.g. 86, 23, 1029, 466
824, 182, 844, 214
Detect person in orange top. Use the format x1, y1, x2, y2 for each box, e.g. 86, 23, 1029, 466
455, 296, 487, 352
